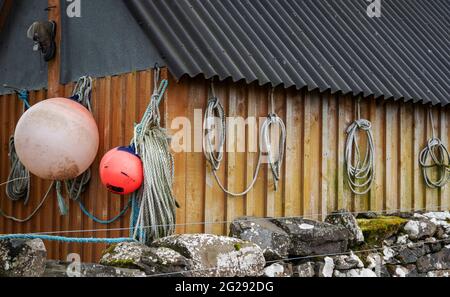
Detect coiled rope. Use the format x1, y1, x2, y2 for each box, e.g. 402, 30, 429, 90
204, 84, 286, 196
344, 99, 375, 195
6, 137, 30, 204
131, 68, 177, 244
419, 107, 450, 189
5, 89, 31, 203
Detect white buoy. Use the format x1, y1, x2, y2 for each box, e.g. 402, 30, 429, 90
14, 98, 99, 180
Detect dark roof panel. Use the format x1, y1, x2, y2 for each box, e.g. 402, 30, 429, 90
126, 0, 450, 106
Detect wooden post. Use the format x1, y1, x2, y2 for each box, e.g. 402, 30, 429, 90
47, 0, 61, 97
0, 0, 13, 33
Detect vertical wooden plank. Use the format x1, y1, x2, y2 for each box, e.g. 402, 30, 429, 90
369, 97, 382, 212
226, 83, 246, 226
86, 78, 103, 261
337, 95, 353, 211
285, 89, 303, 217
384, 101, 399, 213
356, 97, 371, 212
441, 107, 450, 210
1, 95, 11, 235
254, 86, 268, 219
399, 103, 413, 211
108, 75, 125, 240
98, 76, 112, 260
413, 104, 426, 211
264, 87, 276, 218
82, 78, 99, 262
204, 81, 227, 235
13, 94, 24, 237
302, 91, 312, 218
167, 75, 188, 235
321, 92, 329, 220
302, 90, 321, 219
274, 88, 286, 218
0, 94, 5, 233
185, 77, 205, 234
310, 91, 321, 219
6, 94, 15, 235
326, 94, 339, 214
123, 72, 138, 237
245, 84, 258, 217
426, 107, 440, 211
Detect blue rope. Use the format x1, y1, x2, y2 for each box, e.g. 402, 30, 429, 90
17, 90, 31, 110
78, 198, 132, 225
0, 234, 135, 243
129, 193, 141, 240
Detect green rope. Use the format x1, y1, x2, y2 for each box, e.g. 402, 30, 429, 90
131, 68, 177, 244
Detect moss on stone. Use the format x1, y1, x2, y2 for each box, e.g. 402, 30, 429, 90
357, 216, 408, 247
234, 244, 242, 251
105, 259, 137, 269
101, 244, 117, 257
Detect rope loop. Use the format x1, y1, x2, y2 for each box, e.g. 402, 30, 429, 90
419, 137, 450, 189
203, 81, 287, 196
345, 111, 375, 195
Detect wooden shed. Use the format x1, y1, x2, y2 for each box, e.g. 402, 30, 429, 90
0, 0, 449, 262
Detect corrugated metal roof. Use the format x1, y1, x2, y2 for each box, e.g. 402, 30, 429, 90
126, 0, 450, 106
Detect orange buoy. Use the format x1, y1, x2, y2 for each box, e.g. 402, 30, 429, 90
14, 98, 99, 180
99, 146, 143, 195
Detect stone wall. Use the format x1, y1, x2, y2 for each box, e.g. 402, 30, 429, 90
1, 210, 450, 277
246, 210, 450, 277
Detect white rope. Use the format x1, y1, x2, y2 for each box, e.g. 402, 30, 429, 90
419, 107, 449, 189
132, 69, 177, 244
204, 84, 286, 196
344, 99, 375, 195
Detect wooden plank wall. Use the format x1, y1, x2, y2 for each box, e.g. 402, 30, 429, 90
0, 70, 449, 262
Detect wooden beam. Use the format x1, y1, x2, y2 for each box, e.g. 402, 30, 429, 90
47, 0, 61, 97
0, 0, 13, 33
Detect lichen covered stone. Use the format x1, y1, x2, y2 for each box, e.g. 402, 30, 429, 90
0, 239, 47, 277
334, 268, 377, 277
272, 218, 349, 256
403, 220, 437, 241
230, 217, 290, 260
325, 209, 364, 246
100, 242, 192, 276
263, 262, 292, 277
294, 262, 316, 277
152, 234, 266, 277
